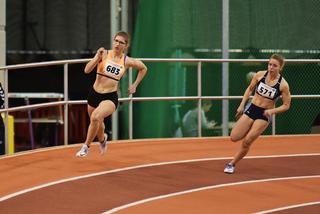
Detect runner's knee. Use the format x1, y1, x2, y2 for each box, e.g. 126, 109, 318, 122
90, 112, 103, 123
242, 136, 254, 149
230, 133, 241, 142
230, 135, 238, 142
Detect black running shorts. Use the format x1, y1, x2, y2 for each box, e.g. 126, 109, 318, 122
87, 87, 118, 109
244, 103, 270, 122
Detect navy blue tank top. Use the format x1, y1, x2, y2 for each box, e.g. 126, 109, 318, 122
255, 71, 282, 100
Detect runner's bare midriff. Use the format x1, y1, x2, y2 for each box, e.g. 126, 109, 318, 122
93, 75, 118, 93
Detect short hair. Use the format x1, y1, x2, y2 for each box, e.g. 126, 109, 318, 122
246, 72, 256, 83
270, 53, 285, 71
114, 31, 131, 47
202, 100, 212, 107
192, 100, 212, 107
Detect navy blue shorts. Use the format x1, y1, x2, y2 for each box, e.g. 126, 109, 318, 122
244, 103, 270, 122
87, 87, 118, 109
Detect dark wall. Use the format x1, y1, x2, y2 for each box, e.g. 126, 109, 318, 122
6, 0, 139, 99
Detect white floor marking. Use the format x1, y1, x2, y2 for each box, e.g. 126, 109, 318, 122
0, 153, 319, 203
103, 175, 320, 214
254, 201, 320, 214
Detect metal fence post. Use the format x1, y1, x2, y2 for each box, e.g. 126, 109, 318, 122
64, 63, 69, 145
197, 62, 202, 137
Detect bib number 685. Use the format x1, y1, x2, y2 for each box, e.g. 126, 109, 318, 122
106, 65, 120, 75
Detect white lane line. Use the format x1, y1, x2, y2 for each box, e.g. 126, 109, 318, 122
254, 201, 320, 214
0, 153, 319, 202
103, 175, 320, 214
1, 134, 318, 159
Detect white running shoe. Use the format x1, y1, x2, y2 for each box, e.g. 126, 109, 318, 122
99, 133, 108, 155
76, 144, 89, 157
224, 163, 235, 174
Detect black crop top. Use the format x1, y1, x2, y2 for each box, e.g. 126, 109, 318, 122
255, 71, 282, 100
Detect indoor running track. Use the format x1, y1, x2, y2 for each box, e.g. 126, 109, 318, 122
0, 135, 319, 213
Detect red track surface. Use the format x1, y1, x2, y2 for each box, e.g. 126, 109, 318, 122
0, 135, 319, 213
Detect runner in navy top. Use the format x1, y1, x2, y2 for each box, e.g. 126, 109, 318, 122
224, 54, 291, 174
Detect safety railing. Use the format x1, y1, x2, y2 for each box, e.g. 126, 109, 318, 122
1, 58, 320, 155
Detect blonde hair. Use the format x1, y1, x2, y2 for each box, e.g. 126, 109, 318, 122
114, 31, 131, 47
270, 53, 285, 71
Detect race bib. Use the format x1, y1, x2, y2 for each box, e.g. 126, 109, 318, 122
104, 61, 123, 77
256, 82, 277, 99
